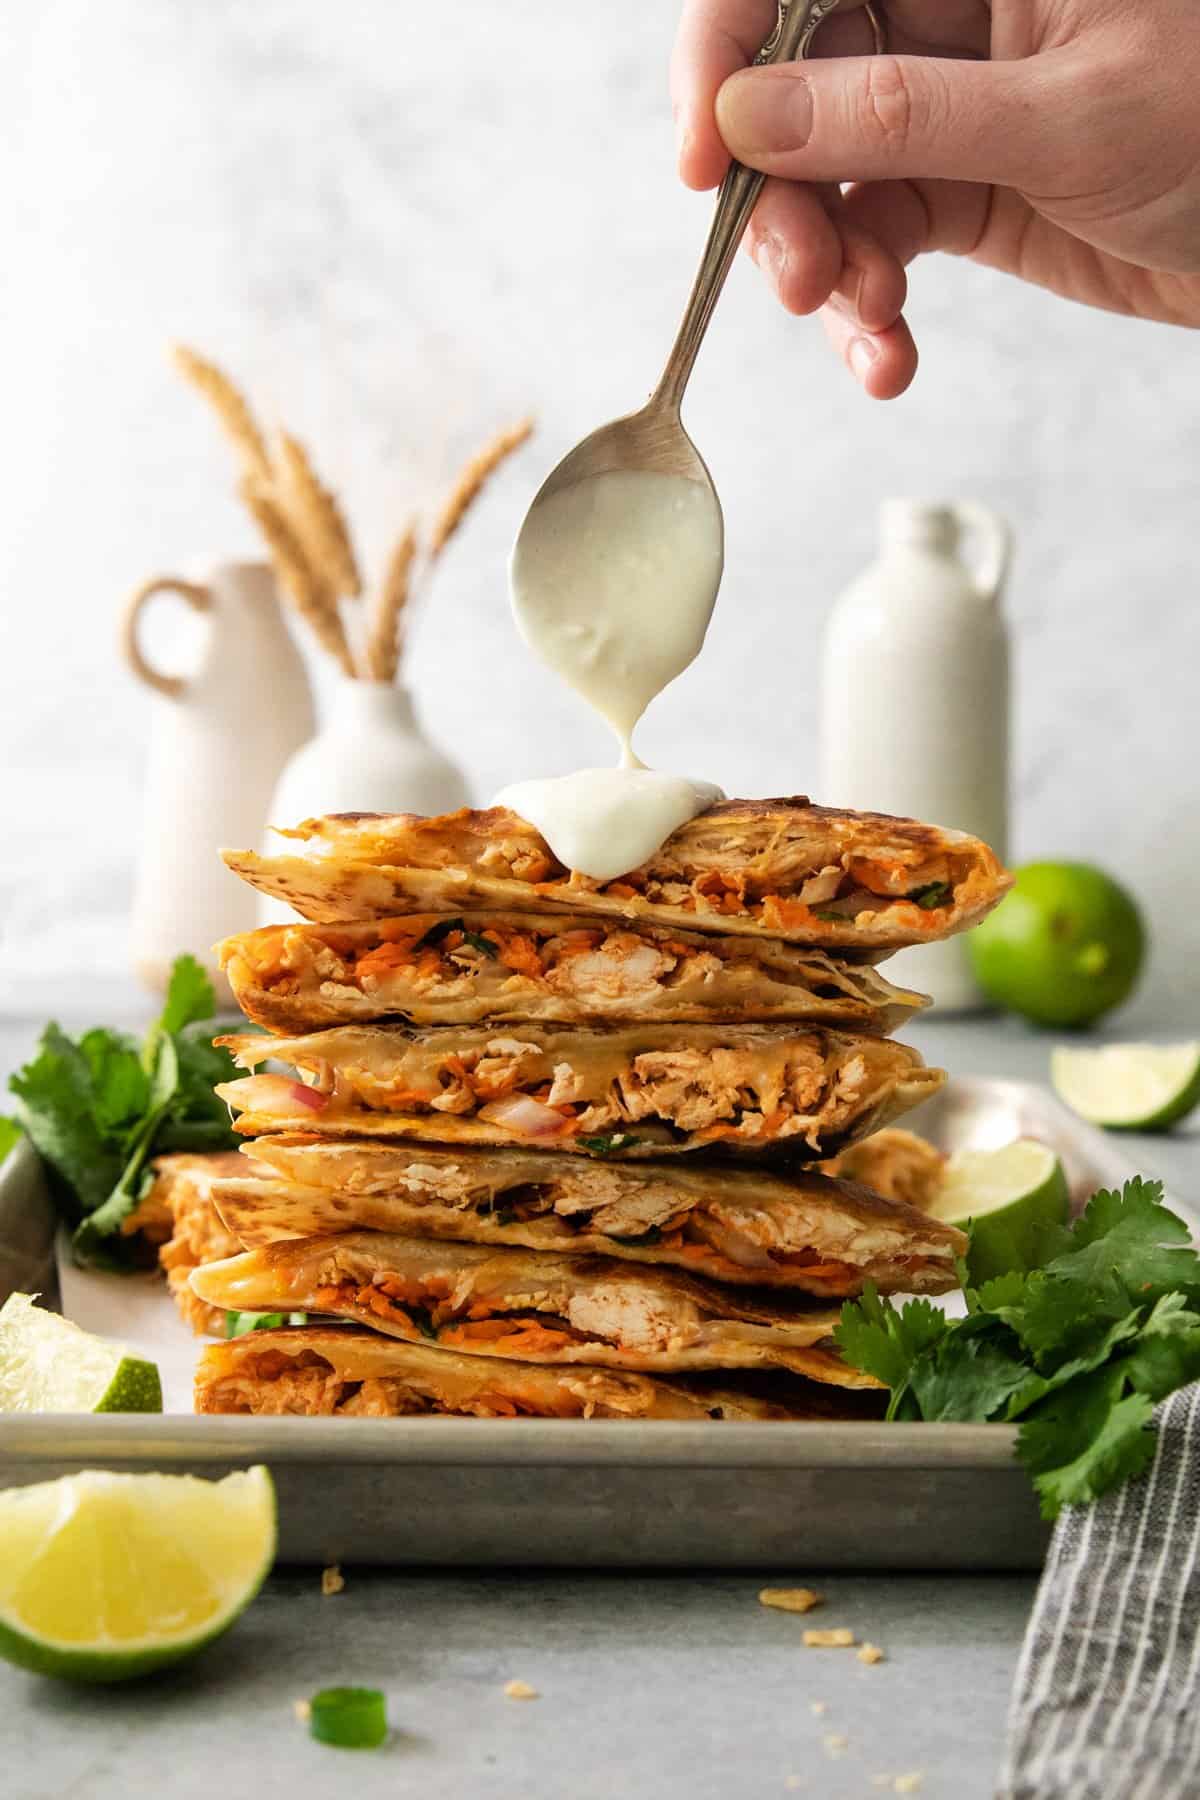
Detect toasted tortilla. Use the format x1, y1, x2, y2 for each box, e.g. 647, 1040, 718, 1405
194, 1326, 885, 1420
218, 912, 927, 1034
216, 1021, 944, 1162
189, 1231, 877, 1382
216, 1137, 965, 1298
222, 798, 1010, 950
122, 1151, 244, 1337
824, 1128, 948, 1212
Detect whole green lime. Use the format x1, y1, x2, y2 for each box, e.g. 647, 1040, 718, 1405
968, 862, 1146, 1028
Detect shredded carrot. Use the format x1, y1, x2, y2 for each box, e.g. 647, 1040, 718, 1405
355, 942, 412, 978
442, 1318, 577, 1355
490, 929, 542, 979
762, 897, 821, 930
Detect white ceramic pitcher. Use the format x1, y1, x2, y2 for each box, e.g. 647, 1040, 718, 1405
820, 499, 1012, 1011
256, 678, 472, 927
121, 559, 315, 994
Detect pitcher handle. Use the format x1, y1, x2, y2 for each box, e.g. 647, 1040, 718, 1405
119, 575, 212, 699
951, 502, 1012, 603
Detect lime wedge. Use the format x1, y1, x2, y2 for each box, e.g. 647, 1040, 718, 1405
1051, 1042, 1200, 1133
0, 1467, 276, 1681
925, 1139, 1070, 1284
0, 1294, 161, 1414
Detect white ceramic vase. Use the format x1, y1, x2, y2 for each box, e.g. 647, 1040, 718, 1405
820, 499, 1012, 1012
258, 678, 472, 924
122, 560, 315, 995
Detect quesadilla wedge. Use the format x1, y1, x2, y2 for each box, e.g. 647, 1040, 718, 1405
824, 1128, 948, 1212
218, 913, 927, 1034
194, 1326, 886, 1420
217, 1138, 966, 1297
215, 1021, 944, 1161
123, 1151, 244, 1336
223, 798, 1010, 950
189, 1232, 876, 1381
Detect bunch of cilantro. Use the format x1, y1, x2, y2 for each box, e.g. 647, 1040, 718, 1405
4, 955, 243, 1268
835, 1177, 1200, 1519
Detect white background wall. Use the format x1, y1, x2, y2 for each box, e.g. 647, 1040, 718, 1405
2, 1, 1196, 1019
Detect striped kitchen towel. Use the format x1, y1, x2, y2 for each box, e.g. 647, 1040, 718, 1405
1000, 1384, 1200, 1800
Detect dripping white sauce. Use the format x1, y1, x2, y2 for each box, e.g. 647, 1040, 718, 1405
499, 467, 725, 879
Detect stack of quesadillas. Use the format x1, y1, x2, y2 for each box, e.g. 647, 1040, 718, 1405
190, 798, 1009, 1420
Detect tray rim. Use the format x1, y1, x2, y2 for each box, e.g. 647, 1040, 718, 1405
0, 1413, 1021, 1469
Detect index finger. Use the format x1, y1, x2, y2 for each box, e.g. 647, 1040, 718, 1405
670, 0, 776, 189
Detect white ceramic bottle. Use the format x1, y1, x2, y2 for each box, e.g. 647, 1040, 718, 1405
257, 677, 472, 924
820, 499, 1012, 1011
122, 560, 315, 995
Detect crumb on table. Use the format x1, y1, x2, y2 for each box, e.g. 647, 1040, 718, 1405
857, 1642, 885, 1665
803, 1628, 856, 1649
292, 1699, 311, 1724
504, 1680, 539, 1701
321, 1564, 345, 1596
823, 1733, 849, 1758
759, 1587, 824, 1615
894, 1776, 924, 1794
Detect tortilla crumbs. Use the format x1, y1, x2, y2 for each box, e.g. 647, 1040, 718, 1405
321, 1564, 345, 1596
758, 1586, 824, 1615
504, 1680, 539, 1701
803, 1628, 856, 1649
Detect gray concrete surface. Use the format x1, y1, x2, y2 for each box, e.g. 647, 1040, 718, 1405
3, 1570, 1035, 1800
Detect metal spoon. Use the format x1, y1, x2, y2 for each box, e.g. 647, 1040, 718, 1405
513, 0, 872, 549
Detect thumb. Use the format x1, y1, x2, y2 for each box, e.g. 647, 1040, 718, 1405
715, 53, 1064, 190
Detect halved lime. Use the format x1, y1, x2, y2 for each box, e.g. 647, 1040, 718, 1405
924, 1139, 1070, 1284
0, 1466, 276, 1681
1051, 1042, 1200, 1133
0, 1294, 161, 1414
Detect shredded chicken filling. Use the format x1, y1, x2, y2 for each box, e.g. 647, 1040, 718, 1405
310, 1278, 590, 1356
250, 922, 881, 1002
546, 853, 964, 929
289, 1037, 878, 1148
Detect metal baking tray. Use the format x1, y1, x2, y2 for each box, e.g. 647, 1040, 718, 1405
0, 1079, 1185, 1571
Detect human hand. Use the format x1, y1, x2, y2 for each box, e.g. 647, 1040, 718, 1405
670, 0, 1200, 398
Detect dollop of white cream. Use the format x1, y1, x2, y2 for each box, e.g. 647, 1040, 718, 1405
495, 768, 724, 883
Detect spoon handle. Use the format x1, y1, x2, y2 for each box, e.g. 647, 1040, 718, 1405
653, 0, 844, 413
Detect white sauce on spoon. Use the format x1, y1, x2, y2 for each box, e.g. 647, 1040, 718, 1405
499, 467, 725, 878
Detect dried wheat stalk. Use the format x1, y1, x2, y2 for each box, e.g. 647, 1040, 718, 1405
277, 430, 363, 600
171, 345, 273, 481
428, 417, 533, 558
362, 518, 419, 682
239, 477, 355, 676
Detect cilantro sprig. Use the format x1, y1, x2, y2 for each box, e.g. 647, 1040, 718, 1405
8, 955, 246, 1269
835, 1178, 1200, 1518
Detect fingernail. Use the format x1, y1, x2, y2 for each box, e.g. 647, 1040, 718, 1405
849, 337, 879, 380
717, 68, 814, 157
